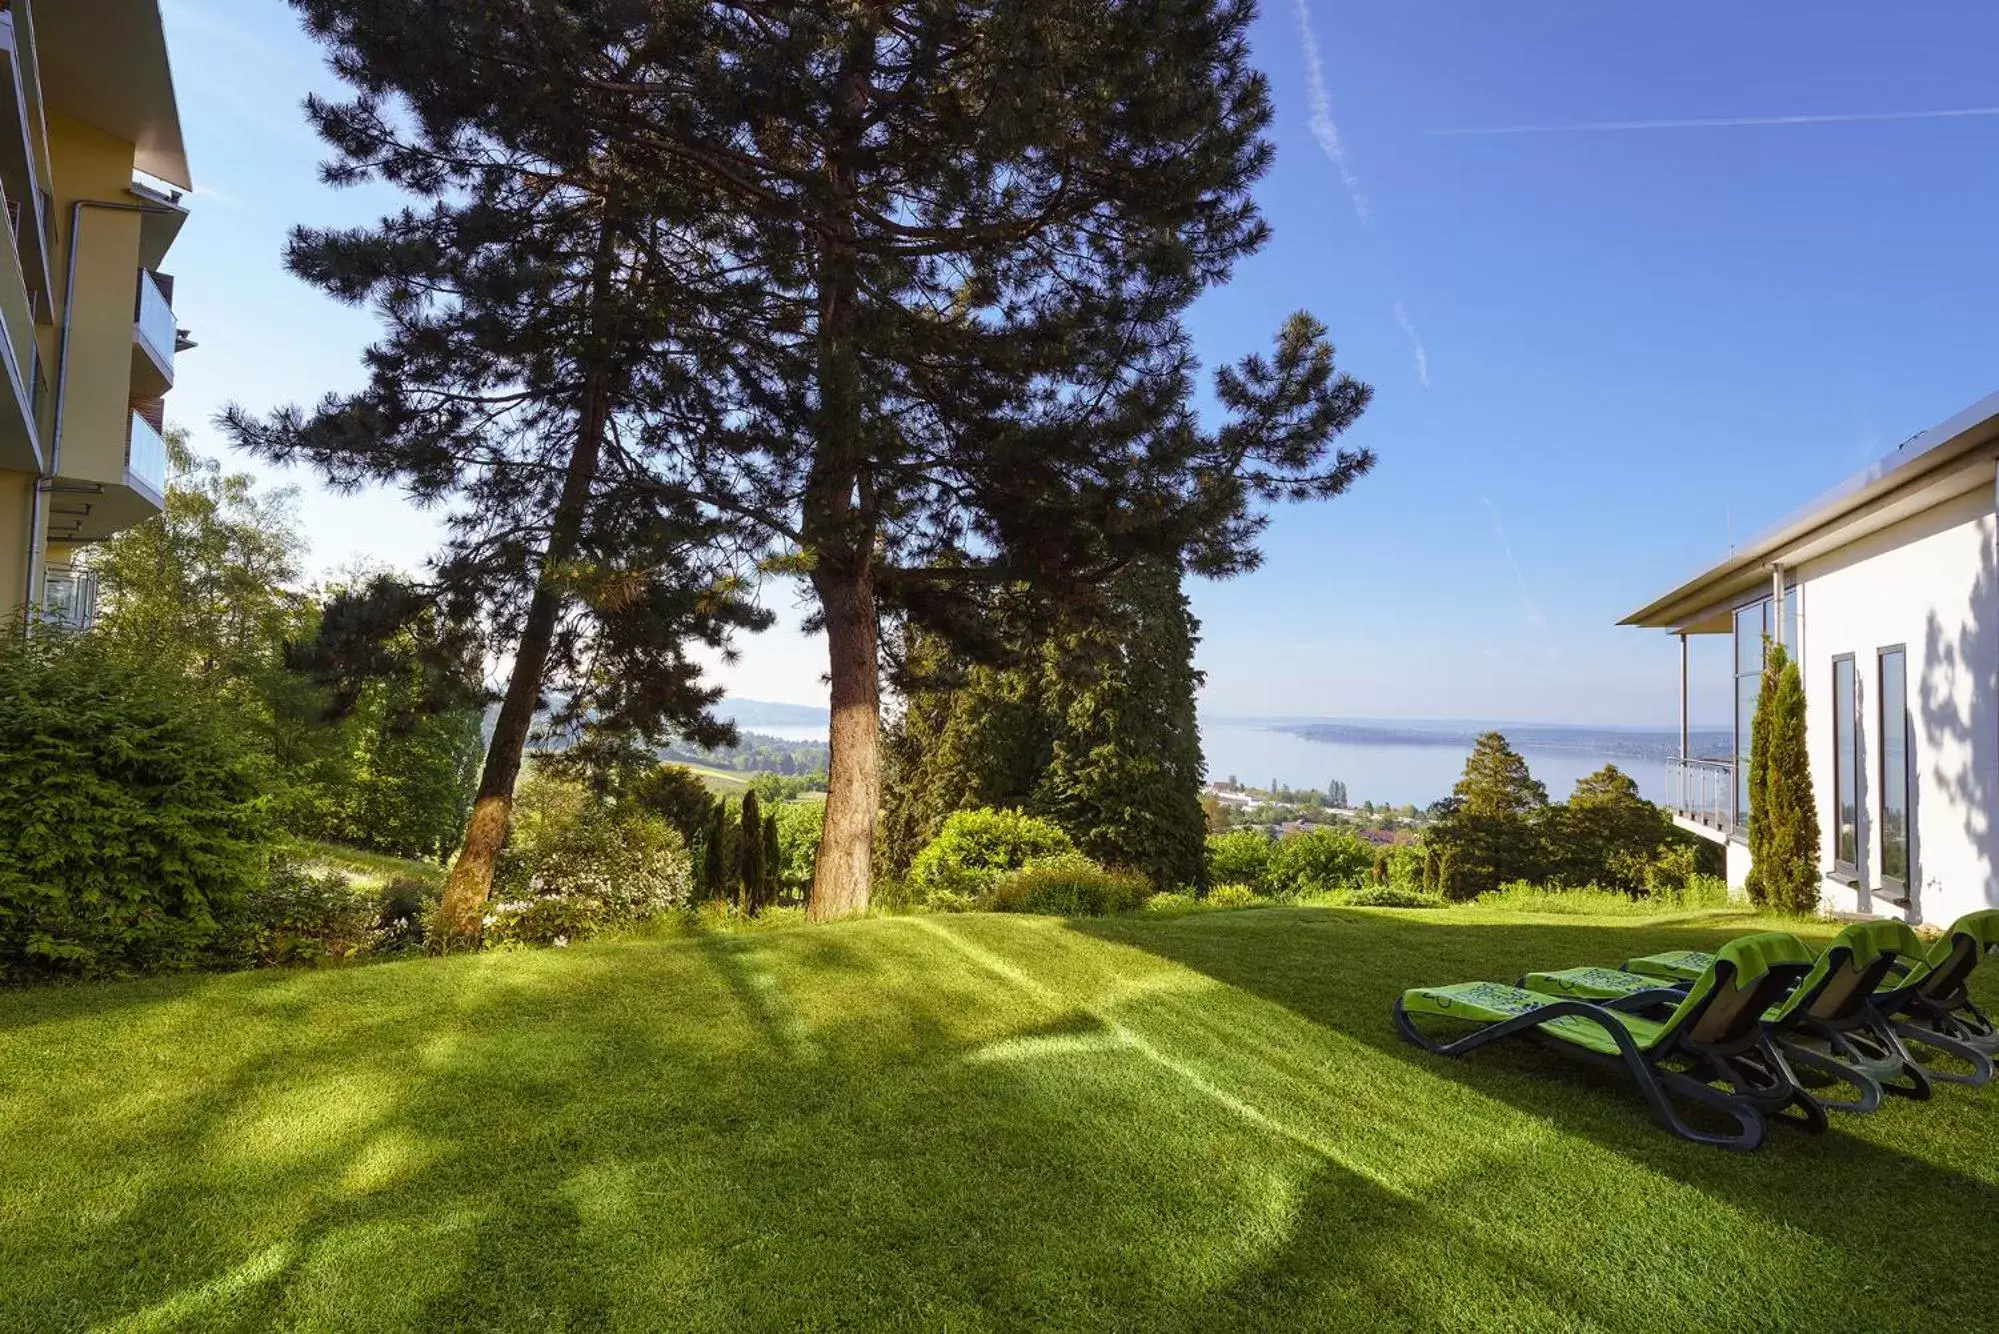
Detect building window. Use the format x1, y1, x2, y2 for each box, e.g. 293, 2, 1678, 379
1879, 646, 1909, 897
1832, 654, 1858, 870
1732, 586, 1800, 823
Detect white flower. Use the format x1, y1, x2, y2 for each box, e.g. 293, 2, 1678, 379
553, 935, 568, 948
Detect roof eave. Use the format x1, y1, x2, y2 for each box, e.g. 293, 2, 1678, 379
1622, 389, 1999, 630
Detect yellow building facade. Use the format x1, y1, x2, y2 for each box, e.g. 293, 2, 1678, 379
0, 0, 190, 628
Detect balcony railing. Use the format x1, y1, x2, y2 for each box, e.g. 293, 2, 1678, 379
135, 269, 176, 380
127, 409, 167, 495
42, 569, 97, 631
1666, 757, 1736, 835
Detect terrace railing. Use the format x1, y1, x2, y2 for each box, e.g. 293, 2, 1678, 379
1666, 757, 1736, 835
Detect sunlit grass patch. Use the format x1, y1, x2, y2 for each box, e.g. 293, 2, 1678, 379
1, 903, 1993, 1330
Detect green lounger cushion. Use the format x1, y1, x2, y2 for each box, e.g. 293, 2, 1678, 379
1916, 908, 1999, 980
1768, 918, 1928, 1021
1623, 949, 1715, 982
1522, 966, 1667, 1000
1400, 981, 1670, 1056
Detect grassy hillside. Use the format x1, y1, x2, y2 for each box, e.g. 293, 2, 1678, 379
2, 905, 1994, 1330
293, 839, 447, 889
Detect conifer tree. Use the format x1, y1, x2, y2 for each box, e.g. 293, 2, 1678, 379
703, 802, 733, 902
233, 1, 770, 940
596, 0, 1374, 918
1745, 644, 1821, 911
761, 812, 783, 909
266, 0, 1375, 922
881, 562, 1207, 889
738, 789, 765, 914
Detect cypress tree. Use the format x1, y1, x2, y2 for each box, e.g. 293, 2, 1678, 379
738, 789, 765, 914
761, 812, 783, 908
703, 802, 732, 902
1747, 644, 1821, 912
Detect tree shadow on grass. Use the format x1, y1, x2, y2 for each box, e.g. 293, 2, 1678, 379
8, 914, 1996, 1330
1067, 906, 1999, 1325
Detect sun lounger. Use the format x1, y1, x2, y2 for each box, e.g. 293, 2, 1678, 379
1395, 932, 1822, 1150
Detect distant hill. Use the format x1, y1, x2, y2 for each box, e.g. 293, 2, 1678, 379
719, 698, 830, 728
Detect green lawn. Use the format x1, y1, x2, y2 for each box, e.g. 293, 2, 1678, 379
4, 904, 1995, 1331
292, 839, 447, 889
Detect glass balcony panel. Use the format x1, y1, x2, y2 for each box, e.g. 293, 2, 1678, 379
136, 270, 176, 376
127, 409, 167, 495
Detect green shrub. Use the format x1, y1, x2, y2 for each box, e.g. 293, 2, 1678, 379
1267, 827, 1374, 895
231, 855, 377, 966
1204, 882, 1262, 910
1203, 829, 1273, 890
1341, 885, 1445, 909
988, 853, 1150, 917
0, 626, 271, 979
1140, 891, 1200, 916
491, 771, 694, 946
374, 876, 438, 953
1677, 873, 1733, 910
909, 807, 1073, 901
773, 800, 824, 892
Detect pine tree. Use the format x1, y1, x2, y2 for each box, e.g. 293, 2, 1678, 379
1746, 644, 1821, 912
738, 789, 765, 914
234, 2, 771, 940
595, 0, 1373, 919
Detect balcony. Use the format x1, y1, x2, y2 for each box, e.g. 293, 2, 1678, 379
1666, 757, 1736, 838
41, 568, 97, 631
131, 269, 176, 395
127, 408, 166, 497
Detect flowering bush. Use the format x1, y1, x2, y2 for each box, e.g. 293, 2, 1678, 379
484, 895, 601, 949
489, 770, 695, 946
232, 855, 378, 966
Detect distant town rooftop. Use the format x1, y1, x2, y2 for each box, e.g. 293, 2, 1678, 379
1622, 389, 1999, 633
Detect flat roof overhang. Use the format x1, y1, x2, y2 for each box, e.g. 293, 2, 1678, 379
36, 0, 189, 189
1622, 390, 1999, 634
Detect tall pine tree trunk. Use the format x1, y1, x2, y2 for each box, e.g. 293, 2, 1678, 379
810, 557, 881, 920
804, 19, 880, 922
437, 206, 622, 942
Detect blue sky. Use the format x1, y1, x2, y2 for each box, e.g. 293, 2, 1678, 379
155, 1, 1999, 725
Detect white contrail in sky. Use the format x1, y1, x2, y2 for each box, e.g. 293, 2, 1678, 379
1481, 497, 1547, 631
1291, 0, 1368, 219
1431, 106, 1999, 137
1392, 301, 1429, 388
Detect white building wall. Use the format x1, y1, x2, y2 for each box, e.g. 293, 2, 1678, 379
1793, 486, 1999, 926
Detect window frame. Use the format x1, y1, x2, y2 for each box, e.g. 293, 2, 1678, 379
1877, 644, 1910, 900
1831, 653, 1859, 874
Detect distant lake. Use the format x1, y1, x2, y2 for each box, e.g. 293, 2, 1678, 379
733, 718, 1692, 807
1200, 720, 1680, 807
